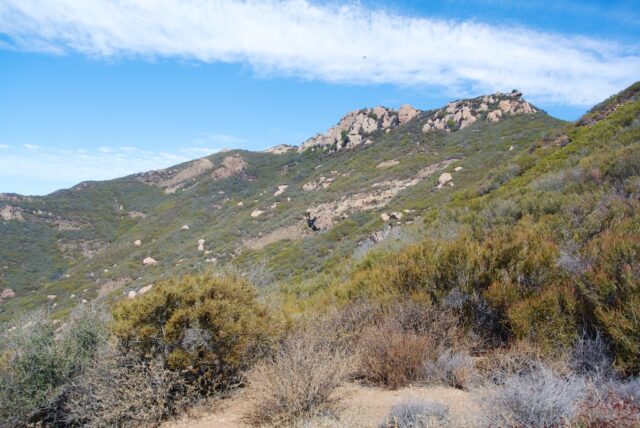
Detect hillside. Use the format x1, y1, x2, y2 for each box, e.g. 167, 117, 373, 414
0, 90, 565, 320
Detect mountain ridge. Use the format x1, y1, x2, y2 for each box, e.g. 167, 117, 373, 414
0, 89, 563, 320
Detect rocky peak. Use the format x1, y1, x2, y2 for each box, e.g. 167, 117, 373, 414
422, 90, 537, 133
299, 105, 410, 152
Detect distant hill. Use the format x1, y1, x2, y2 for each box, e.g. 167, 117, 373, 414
0, 90, 570, 320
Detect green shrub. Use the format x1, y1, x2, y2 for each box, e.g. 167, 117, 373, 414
112, 272, 280, 392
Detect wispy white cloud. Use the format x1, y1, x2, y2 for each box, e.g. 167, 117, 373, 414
23, 143, 41, 150
0, 144, 10, 149
0, 0, 638, 106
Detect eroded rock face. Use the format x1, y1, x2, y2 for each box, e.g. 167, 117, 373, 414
299, 106, 400, 152
422, 90, 536, 133
212, 156, 248, 180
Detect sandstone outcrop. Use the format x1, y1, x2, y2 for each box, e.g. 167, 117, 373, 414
422, 90, 536, 133
299, 106, 400, 152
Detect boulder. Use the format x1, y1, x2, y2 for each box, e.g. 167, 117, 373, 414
180, 224, 190, 230
251, 209, 264, 218
438, 173, 453, 188
380, 213, 391, 221
143, 257, 158, 266
47, 294, 57, 301
127, 290, 137, 299
138, 284, 154, 295
398, 104, 419, 124
487, 110, 502, 122
454, 166, 463, 171
197, 239, 205, 251
274, 185, 288, 196
0, 288, 15, 299
133, 239, 142, 246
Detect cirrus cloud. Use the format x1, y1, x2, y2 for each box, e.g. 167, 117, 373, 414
0, 0, 639, 106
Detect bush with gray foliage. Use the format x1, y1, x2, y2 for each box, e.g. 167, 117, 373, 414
379, 399, 452, 428
476, 363, 586, 428
0, 304, 110, 426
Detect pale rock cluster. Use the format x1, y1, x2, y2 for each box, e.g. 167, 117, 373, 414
422, 91, 537, 133
263, 144, 296, 154
274, 185, 288, 196
299, 105, 412, 152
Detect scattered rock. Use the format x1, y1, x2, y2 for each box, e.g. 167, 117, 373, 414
438, 173, 453, 188
0, 205, 24, 222
377, 159, 400, 169
509, 145, 514, 151
138, 284, 154, 295
181, 225, 190, 230
143, 257, 158, 266
197, 239, 205, 251
251, 209, 264, 218
47, 295, 57, 301
303, 176, 335, 191
380, 213, 391, 221
1, 288, 15, 299
274, 185, 288, 196
454, 166, 463, 172
390, 212, 404, 220
134, 239, 142, 246
128, 290, 137, 299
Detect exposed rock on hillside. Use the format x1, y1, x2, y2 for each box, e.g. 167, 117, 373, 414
307, 159, 456, 229
422, 90, 536, 133
0, 288, 15, 301
0, 205, 24, 221
143, 257, 158, 266
398, 104, 419, 124
264, 144, 296, 154
245, 223, 310, 250
299, 106, 400, 152
136, 157, 214, 193
212, 156, 248, 180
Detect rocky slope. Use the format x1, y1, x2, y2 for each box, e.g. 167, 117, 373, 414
0, 91, 562, 320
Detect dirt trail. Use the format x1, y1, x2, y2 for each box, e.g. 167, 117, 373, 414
163, 382, 480, 428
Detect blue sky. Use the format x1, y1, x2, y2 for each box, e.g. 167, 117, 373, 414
1, 0, 639, 195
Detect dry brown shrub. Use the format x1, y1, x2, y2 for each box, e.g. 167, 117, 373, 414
64, 345, 191, 427
358, 319, 431, 389
244, 327, 355, 426
356, 301, 470, 389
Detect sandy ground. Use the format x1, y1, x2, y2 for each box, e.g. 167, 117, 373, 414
163, 382, 481, 428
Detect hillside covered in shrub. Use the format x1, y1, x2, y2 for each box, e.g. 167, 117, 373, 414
1, 82, 639, 427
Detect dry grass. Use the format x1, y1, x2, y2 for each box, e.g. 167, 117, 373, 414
244, 327, 355, 426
